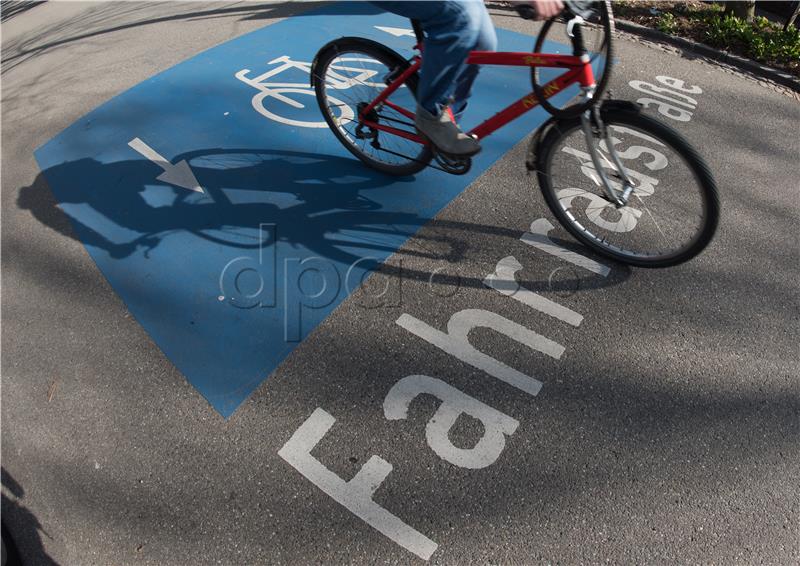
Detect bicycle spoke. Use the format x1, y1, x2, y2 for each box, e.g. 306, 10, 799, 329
634, 193, 672, 246
373, 113, 416, 129
544, 119, 709, 262
315, 42, 431, 175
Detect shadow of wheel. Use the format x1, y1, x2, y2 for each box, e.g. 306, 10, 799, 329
2, 521, 22, 566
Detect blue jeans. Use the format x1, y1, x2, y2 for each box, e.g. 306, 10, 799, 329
373, 1, 498, 116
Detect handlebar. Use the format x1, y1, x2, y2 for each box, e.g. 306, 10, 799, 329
514, 0, 599, 56
514, 0, 595, 21
513, 4, 538, 20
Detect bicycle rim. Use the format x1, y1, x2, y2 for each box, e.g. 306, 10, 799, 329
537, 110, 719, 267
315, 41, 431, 175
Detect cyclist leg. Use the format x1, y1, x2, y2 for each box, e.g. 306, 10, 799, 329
371, 2, 459, 113
451, 2, 497, 118
371, 0, 482, 155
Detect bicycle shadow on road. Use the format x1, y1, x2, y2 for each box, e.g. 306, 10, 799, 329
18, 148, 631, 297
1, 468, 58, 566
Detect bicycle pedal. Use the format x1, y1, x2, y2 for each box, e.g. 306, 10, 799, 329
433, 150, 471, 175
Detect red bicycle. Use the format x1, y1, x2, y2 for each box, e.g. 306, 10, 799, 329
311, 1, 719, 267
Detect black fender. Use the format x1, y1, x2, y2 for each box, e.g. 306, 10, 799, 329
599, 99, 642, 117
310, 36, 410, 87
525, 114, 560, 171
525, 99, 642, 171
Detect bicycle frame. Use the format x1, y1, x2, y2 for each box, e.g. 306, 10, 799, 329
355, 46, 638, 206
358, 50, 595, 144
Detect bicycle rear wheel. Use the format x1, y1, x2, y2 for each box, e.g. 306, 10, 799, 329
534, 103, 719, 267
312, 38, 432, 176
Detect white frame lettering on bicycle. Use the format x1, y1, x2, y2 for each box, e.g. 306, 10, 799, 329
235, 55, 387, 129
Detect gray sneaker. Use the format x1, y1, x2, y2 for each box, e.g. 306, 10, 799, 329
415, 105, 481, 157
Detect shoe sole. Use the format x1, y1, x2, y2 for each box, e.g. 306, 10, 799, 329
433, 145, 481, 159
416, 128, 482, 158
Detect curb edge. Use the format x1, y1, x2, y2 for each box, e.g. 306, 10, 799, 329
614, 18, 800, 94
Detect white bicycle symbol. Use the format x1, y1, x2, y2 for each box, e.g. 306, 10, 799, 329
235, 55, 385, 129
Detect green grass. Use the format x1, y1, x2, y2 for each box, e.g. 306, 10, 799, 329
657, 12, 677, 34
704, 14, 800, 65
614, 2, 799, 72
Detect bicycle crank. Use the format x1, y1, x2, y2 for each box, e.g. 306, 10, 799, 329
355, 102, 379, 140
433, 150, 471, 175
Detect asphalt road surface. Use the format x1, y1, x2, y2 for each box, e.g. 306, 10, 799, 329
2, 2, 798, 564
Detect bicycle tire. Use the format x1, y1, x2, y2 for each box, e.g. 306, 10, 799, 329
312, 37, 432, 176
535, 102, 720, 267
532, 0, 614, 118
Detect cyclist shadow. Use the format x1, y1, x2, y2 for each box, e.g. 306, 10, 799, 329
22, 149, 431, 261
1, 468, 59, 566
19, 147, 630, 294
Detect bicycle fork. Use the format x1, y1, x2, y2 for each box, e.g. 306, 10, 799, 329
579, 92, 636, 207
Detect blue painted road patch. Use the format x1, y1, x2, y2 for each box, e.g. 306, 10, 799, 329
34, 3, 576, 417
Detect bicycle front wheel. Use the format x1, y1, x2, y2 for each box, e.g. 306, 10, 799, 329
313, 38, 432, 176
535, 103, 719, 267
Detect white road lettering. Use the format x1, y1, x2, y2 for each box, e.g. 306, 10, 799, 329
483, 256, 583, 327
557, 187, 643, 232
562, 146, 660, 195
655, 75, 703, 94
599, 138, 668, 170
278, 408, 438, 561
609, 125, 666, 147
629, 80, 699, 108
279, 71, 711, 563
636, 98, 693, 122
628, 75, 704, 123
384, 375, 520, 469
521, 218, 611, 277
397, 309, 565, 397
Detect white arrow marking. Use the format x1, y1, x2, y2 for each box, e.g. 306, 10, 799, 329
127, 137, 204, 193
374, 25, 416, 38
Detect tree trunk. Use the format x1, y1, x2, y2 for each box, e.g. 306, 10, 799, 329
785, 2, 800, 31
725, 1, 756, 22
